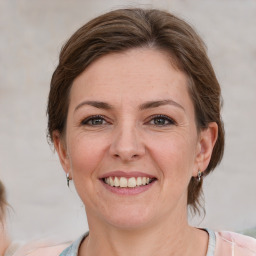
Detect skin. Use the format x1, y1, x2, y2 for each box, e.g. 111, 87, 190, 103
0, 224, 9, 256
54, 48, 218, 256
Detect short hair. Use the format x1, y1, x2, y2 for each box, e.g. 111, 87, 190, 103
47, 8, 225, 214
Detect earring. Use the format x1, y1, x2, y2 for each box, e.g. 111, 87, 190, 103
66, 173, 71, 187
197, 170, 202, 182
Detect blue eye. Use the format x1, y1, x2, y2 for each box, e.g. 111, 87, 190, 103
149, 115, 175, 126
81, 115, 107, 126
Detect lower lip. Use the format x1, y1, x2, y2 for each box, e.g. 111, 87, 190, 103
100, 179, 156, 195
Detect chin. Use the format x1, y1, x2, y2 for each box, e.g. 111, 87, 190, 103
103, 205, 155, 230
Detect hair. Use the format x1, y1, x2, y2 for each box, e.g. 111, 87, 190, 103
0, 180, 7, 221
47, 8, 225, 215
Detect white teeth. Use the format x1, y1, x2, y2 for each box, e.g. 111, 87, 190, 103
120, 177, 128, 187
128, 177, 136, 188
137, 177, 142, 186
109, 177, 114, 186
104, 176, 154, 188
114, 177, 119, 187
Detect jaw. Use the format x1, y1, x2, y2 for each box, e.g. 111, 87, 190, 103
82, 178, 161, 230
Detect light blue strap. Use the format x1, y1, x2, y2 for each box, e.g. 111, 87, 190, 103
205, 228, 216, 256
59, 233, 88, 256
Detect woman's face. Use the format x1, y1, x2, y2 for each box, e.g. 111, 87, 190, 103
55, 48, 215, 230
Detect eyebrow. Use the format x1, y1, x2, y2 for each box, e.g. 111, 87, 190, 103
74, 101, 113, 112
139, 99, 185, 111
74, 99, 185, 112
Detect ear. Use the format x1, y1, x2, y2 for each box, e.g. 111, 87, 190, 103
193, 122, 218, 176
52, 130, 71, 177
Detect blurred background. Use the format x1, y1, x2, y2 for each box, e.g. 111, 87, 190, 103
0, 0, 256, 241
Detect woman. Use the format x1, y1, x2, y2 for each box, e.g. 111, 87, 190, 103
48, 8, 256, 256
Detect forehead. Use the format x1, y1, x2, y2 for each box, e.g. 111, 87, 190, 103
70, 48, 192, 110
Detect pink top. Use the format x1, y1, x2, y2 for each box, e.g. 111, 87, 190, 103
7, 230, 256, 256
215, 231, 256, 256
10, 241, 70, 256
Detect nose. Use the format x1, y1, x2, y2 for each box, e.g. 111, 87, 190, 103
109, 124, 145, 162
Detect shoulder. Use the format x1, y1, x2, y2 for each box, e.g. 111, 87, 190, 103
11, 241, 71, 256
4, 242, 22, 256
215, 231, 256, 256
59, 233, 88, 256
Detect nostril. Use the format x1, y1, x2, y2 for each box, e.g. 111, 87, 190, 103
112, 153, 140, 161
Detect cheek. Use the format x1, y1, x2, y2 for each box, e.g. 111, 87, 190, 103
68, 133, 107, 178
67, 134, 109, 206
149, 132, 197, 180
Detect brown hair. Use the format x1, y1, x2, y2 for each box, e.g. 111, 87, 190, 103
0, 180, 7, 221
47, 8, 224, 214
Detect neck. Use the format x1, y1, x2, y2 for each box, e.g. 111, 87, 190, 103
80, 207, 208, 256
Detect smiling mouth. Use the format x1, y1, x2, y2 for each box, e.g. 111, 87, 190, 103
102, 177, 157, 188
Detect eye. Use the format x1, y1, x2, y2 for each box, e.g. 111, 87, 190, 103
148, 115, 176, 126
81, 115, 108, 126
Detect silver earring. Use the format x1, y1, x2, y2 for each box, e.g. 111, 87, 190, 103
197, 170, 202, 182
66, 173, 71, 187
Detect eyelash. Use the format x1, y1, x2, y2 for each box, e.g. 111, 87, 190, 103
147, 114, 176, 126
81, 115, 108, 126
80, 114, 176, 127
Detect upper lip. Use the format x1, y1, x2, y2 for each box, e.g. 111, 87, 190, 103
99, 171, 157, 179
